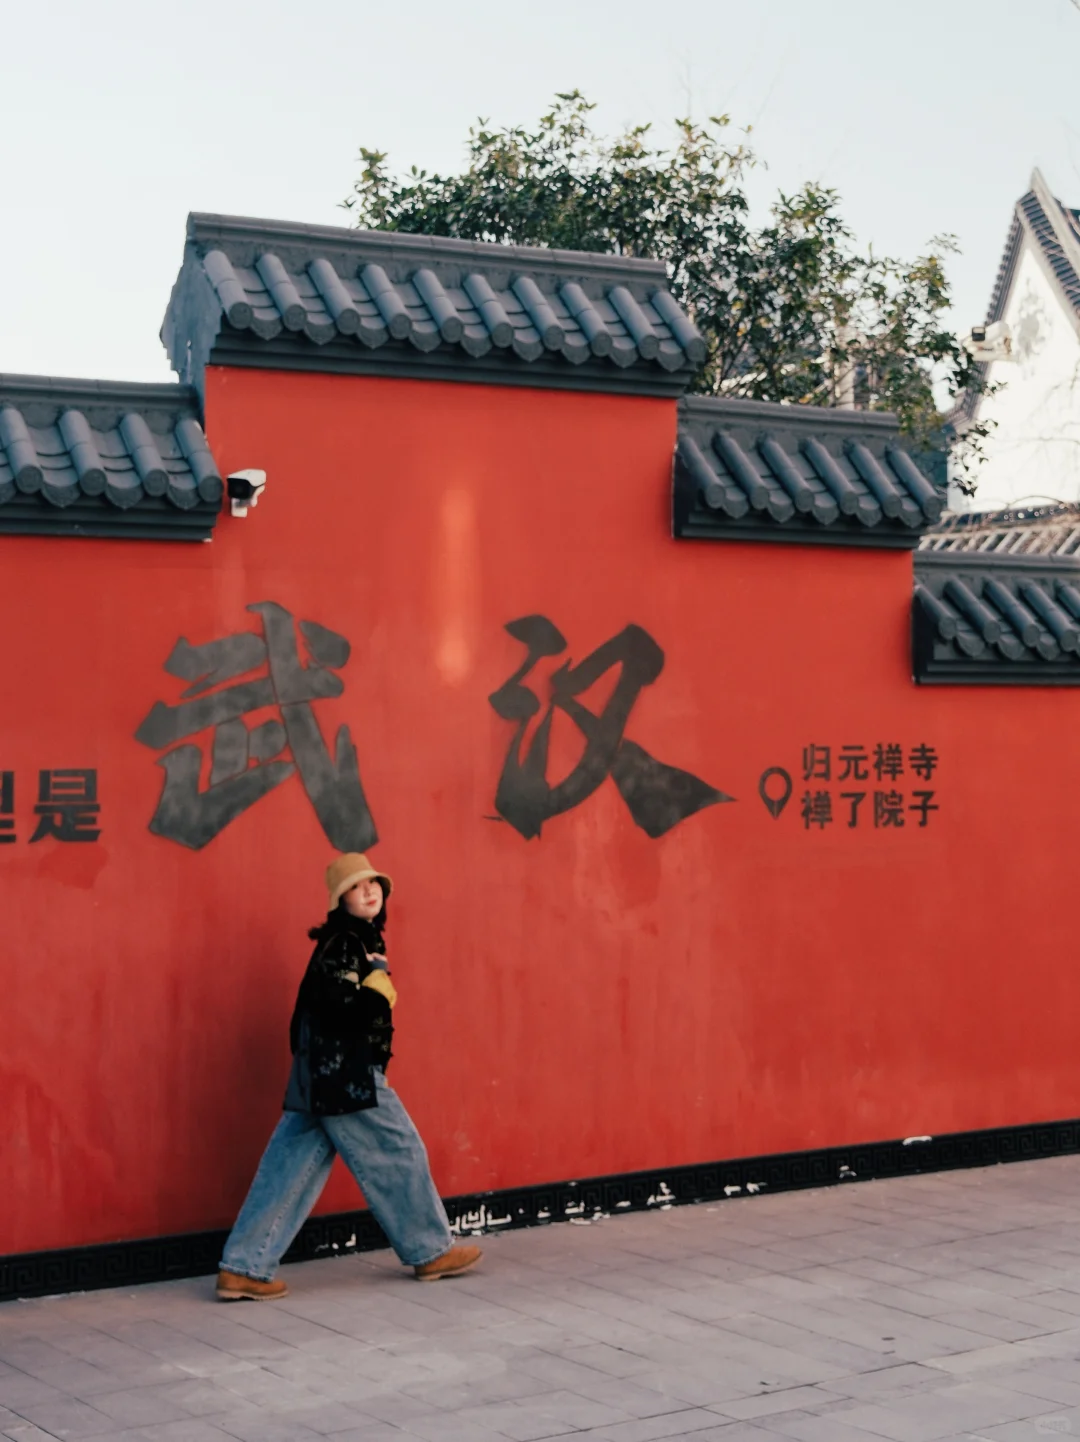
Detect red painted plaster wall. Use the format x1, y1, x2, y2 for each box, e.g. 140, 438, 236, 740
2, 366, 1078, 1256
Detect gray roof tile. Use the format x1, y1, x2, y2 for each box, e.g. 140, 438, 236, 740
913, 551, 1080, 683
163, 213, 707, 398
982, 172, 1080, 335
675, 396, 943, 549
1018, 184, 1080, 315
0, 376, 223, 541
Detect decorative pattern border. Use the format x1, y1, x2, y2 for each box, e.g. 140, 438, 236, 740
4, 1116, 1079, 1302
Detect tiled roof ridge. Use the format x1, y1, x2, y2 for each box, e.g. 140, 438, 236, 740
932, 499, 1080, 526
0, 373, 200, 402
916, 548, 1080, 573
0, 373, 202, 425
674, 399, 941, 550
985, 212, 1025, 329
680, 394, 902, 434
185, 212, 671, 282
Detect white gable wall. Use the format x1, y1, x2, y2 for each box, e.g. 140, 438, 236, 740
953, 239, 1080, 512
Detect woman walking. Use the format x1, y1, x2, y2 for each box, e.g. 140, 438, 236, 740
216, 852, 481, 1299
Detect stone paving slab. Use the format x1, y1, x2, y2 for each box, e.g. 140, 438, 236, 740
6, 1157, 1080, 1441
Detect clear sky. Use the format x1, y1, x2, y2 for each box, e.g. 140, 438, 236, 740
4, 0, 1078, 385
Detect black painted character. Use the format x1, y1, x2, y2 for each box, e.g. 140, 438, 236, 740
873, 789, 905, 828
488, 616, 731, 840
0, 771, 14, 844
30, 769, 102, 843
802, 745, 831, 782
135, 602, 376, 852
909, 744, 939, 781
801, 790, 833, 830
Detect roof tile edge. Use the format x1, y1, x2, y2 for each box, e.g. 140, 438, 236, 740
163, 212, 704, 400
912, 548, 1080, 684
0, 373, 223, 542
675, 395, 942, 550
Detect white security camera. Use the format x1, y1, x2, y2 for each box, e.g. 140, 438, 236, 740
226, 468, 267, 518
962, 320, 1013, 363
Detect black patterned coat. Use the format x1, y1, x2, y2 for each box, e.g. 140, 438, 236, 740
283, 914, 393, 1116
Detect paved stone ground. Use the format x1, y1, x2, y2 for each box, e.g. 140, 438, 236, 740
7, 1158, 1080, 1442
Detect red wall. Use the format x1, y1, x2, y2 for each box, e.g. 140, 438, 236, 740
3, 366, 1079, 1257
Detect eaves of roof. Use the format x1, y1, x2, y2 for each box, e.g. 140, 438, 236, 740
674, 396, 943, 550
920, 502, 1080, 557
955, 169, 1080, 428
913, 550, 1080, 684
0, 375, 223, 541
162, 214, 707, 401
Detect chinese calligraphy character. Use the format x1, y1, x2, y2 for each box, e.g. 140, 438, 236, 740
29, 769, 101, 842
488, 616, 730, 840
909, 744, 939, 781
873, 790, 905, 828
802, 745, 831, 781
837, 745, 869, 782
0, 771, 13, 844
801, 790, 832, 829
135, 602, 376, 852
839, 791, 866, 828
909, 791, 939, 827
873, 744, 904, 781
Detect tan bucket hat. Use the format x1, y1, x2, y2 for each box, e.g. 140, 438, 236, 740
326, 852, 393, 909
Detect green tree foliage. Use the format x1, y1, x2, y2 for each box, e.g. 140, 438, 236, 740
344, 92, 988, 483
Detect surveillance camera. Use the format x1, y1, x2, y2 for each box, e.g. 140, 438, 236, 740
962, 320, 1013, 363
226, 468, 267, 518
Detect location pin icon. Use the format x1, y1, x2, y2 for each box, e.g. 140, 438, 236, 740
758, 766, 792, 819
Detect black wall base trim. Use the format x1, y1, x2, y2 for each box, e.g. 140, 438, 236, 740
5, 1115, 1080, 1302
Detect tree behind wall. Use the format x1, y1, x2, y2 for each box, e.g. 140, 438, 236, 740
344, 92, 988, 486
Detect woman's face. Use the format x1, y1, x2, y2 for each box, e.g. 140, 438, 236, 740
342, 877, 384, 920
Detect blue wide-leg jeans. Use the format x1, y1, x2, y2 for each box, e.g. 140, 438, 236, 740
221, 1070, 453, 1281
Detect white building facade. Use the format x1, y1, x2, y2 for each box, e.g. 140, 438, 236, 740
953, 170, 1080, 513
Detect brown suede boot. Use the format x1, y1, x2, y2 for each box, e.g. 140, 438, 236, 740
413, 1244, 482, 1281
216, 1268, 289, 1301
